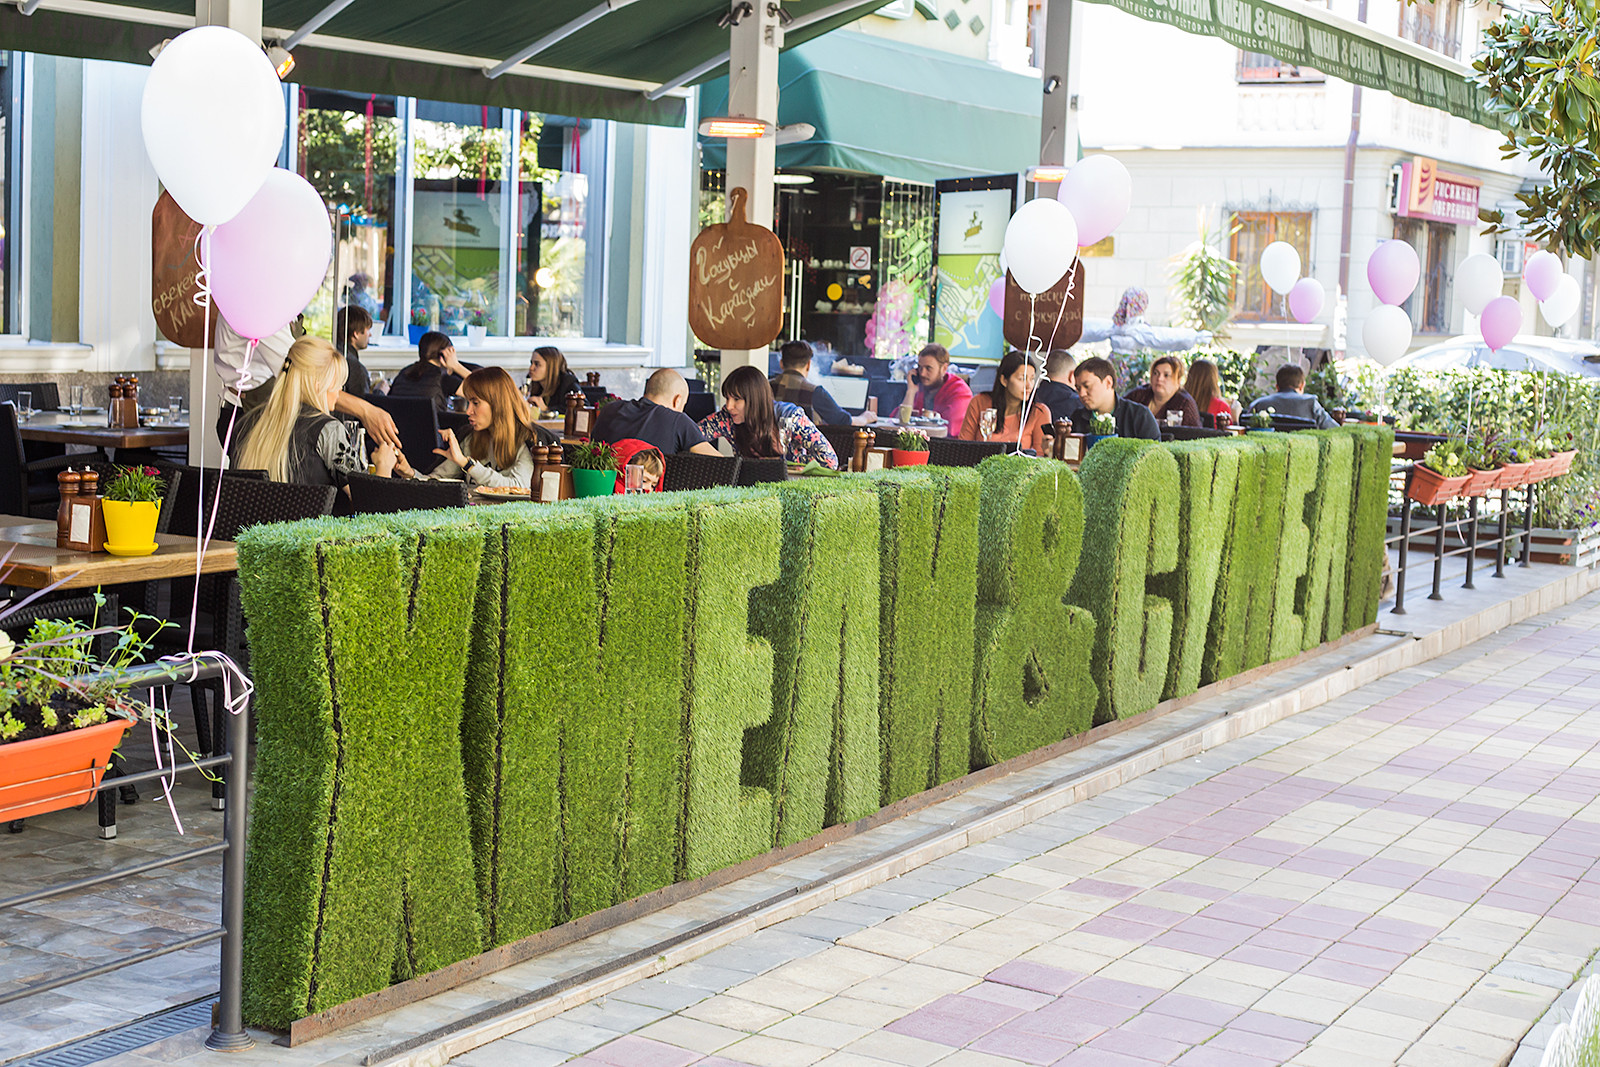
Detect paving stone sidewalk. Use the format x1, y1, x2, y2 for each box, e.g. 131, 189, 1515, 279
452, 591, 1600, 1067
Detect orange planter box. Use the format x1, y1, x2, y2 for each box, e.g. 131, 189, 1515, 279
1461, 467, 1502, 496
0, 717, 132, 821
1407, 464, 1468, 506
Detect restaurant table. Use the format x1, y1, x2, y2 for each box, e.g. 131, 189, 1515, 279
18, 411, 190, 452
0, 518, 236, 590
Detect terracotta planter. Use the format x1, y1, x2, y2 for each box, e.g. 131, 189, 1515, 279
1548, 449, 1578, 477
1527, 456, 1557, 481
1407, 464, 1468, 506
891, 449, 929, 467
0, 718, 132, 821
1498, 460, 1532, 488
101, 499, 160, 555
1461, 467, 1502, 496
570, 467, 618, 498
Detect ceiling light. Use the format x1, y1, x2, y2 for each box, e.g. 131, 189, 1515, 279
772, 173, 814, 185
1027, 165, 1069, 184
698, 116, 771, 138
775, 122, 815, 145
265, 42, 296, 79
149, 38, 172, 61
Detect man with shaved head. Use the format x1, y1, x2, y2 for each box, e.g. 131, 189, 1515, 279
592, 368, 721, 456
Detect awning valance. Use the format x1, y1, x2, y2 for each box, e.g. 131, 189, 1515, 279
1079, 0, 1494, 128
0, 0, 890, 128
698, 31, 1043, 184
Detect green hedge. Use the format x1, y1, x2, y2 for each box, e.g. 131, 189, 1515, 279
236, 429, 1389, 1029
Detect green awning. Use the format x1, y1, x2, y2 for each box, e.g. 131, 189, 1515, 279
699, 31, 1043, 184
0, 0, 891, 128
1078, 0, 1494, 128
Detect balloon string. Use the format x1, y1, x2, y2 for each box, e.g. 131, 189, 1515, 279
188, 227, 213, 654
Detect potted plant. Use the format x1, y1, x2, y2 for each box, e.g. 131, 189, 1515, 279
1497, 439, 1533, 489
891, 428, 930, 467
466, 308, 491, 348
569, 440, 619, 497
1, 598, 170, 823
1085, 412, 1117, 451
1409, 439, 1470, 505
1546, 432, 1578, 477
408, 306, 430, 345
1461, 434, 1505, 496
1245, 408, 1275, 432
101, 465, 166, 557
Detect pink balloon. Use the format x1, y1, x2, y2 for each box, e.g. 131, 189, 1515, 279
208, 169, 332, 341
987, 277, 1006, 318
1367, 240, 1419, 305
1523, 250, 1563, 303
1288, 277, 1325, 323
1479, 294, 1521, 352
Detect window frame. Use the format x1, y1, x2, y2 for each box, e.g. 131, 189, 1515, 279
1228, 210, 1314, 321
1236, 51, 1326, 84
1398, 0, 1463, 59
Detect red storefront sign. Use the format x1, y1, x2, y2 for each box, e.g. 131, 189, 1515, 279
1397, 157, 1481, 225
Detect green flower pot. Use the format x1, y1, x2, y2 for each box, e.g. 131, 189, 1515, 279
571, 467, 618, 497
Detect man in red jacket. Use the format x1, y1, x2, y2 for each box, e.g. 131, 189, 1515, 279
896, 344, 973, 430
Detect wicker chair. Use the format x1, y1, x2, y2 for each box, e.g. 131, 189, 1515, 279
346, 470, 470, 514
662, 452, 740, 492
818, 425, 858, 461
927, 437, 1009, 467
1163, 426, 1231, 442
736, 457, 787, 486
364, 394, 446, 474
0, 382, 61, 412
2, 402, 79, 518
1269, 413, 1317, 433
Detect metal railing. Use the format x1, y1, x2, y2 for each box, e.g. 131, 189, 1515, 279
1389, 466, 1536, 615
0, 655, 253, 1053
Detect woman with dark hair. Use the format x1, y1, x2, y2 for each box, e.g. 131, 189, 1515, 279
1183, 358, 1235, 424
389, 331, 473, 411
527, 346, 581, 413
1125, 354, 1200, 427
387, 366, 557, 487
697, 365, 838, 469
957, 350, 1052, 452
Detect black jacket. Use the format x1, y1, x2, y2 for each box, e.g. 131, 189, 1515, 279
1070, 395, 1162, 441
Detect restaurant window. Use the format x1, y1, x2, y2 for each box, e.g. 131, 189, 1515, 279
1394, 218, 1454, 334
411, 102, 511, 336
1236, 52, 1324, 83
514, 114, 593, 338
0, 53, 18, 335
1229, 211, 1312, 319
1399, 0, 1462, 59
296, 89, 401, 338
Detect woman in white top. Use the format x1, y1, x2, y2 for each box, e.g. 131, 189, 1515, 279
381, 366, 555, 487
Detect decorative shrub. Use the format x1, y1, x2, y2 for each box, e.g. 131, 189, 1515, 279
1204, 435, 1289, 681
1268, 434, 1320, 660
1299, 431, 1354, 648
972, 455, 1096, 765
870, 467, 980, 805
1344, 425, 1396, 631
1161, 440, 1243, 701
1071, 439, 1180, 722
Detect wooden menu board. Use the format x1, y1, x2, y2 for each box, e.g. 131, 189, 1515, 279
152, 191, 218, 348
1003, 259, 1084, 353
688, 187, 785, 351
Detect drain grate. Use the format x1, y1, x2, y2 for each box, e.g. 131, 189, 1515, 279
6, 996, 217, 1067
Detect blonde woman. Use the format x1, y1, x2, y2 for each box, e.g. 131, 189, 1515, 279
235, 336, 390, 486
388, 366, 557, 487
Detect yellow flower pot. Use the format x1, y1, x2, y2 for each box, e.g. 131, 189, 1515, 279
100, 499, 160, 556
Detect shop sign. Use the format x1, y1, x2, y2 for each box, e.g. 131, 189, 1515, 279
1003, 259, 1085, 352
1397, 157, 1481, 225
849, 246, 872, 270
689, 187, 785, 351
1079, 236, 1115, 258
151, 191, 217, 349
937, 188, 1011, 256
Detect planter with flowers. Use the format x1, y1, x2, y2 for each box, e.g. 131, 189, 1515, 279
1461, 435, 1505, 497
0, 594, 169, 823
408, 307, 430, 345
1085, 412, 1117, 451
569, 440, 619, 497
101, 466, 166, 557
466, 308, 491, 348
1245, 408, 1275, 433
891, 428, 930, 467
1409, 439, 1469, 505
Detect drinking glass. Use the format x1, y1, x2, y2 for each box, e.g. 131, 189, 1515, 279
624, 464, 645, 494
979, 407, 997, 441
68, 385, 85, 416
16, 391, 31, 419
169, 397, 182, 422
1167, 410, 1182, 427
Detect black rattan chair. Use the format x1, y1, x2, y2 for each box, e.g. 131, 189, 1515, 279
1268, 413, 1317, 432
1164, 426, 1231, 441
927, 437, 1008, 467
663, 452, 740, 492
364, 394, 446, 474
736, 457, 787, 486
346, 470, 470, 514
0, 382, 61, 411
1, 401, 74, 518
818, 425, 858, 460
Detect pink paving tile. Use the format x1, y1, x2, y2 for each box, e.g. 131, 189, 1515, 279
1084, 1028, 1190, 1064
1246, 929, 1332, 956
1173, 916, 1255, 944
996, 1011, 1107, 1045
1321, 942, 1406, 971
1205, 1028, 1307, 1061
1019, 998, 1137, 1032
988, 961, 1088, 995
1271, 916, 1356, 941
1062, 878, 1143, 900
1071, 977, 1164, 1010
1053, 1049, 1153, 1067
1224, 946, 1311, 973
1239, 836, 1303, 857
970, 1028, 1086, 1064
1193, 904, 1273, 930
1172, 1046, 1275, 1067
587, 1036, 703, 1067
1413, 877, 1489, 903
1101, 825, 1171, 847
695, 1059, 759, 1067
965, 981, 1057, 1011
1230, 1011, 1323, 1042
1300, 957, 1388, 987
1122, 1011, 1225, 1045
1150, 931, 1237, 957
1291, 904, 1371, 926
1076, 916, 1165, 942
1147, 994, 1243, 1026
1163, 881, 1231, 902
1280, 858, 1355, 878
887, 993, 1023, 1046
1106, 903, 1189, 928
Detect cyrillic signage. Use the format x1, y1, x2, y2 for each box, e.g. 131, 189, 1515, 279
1398, 157, 1482, 225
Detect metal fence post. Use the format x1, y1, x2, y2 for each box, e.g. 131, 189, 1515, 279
206, 699, 253, 1052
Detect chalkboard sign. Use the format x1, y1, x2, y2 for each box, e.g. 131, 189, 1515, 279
152, 191, 218, 348
688, 187, 785, 351
1003, 259, 1084, 353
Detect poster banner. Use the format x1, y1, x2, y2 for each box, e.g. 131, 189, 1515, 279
932, 180, 1016, 360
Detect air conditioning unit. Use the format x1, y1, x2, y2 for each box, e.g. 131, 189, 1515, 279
1386, 165, 1404, 214
1496, 238, 1523, 275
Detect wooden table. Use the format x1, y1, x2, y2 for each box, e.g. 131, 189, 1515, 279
0, 519, 236, 590
18, 411, 190, 451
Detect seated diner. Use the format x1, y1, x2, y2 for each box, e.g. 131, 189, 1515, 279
698, 365, 839, 469
1248, 363, 1339, 429
958, 350, 1052, 453
527, 345, 581, 414
1070, 356, 1163, 440
379, 366, 557, 487
593, 369, 721, 456
1124, 355, 1200, 427
611, 438, 666, 493
1184, 358, 1236, 424
389, 331, 475, 411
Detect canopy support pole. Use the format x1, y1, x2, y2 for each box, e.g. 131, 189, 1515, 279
1037, 0, 1077, 167
284, 0, 359, 49
721, 0, 781, 372
485, 0, 639, 79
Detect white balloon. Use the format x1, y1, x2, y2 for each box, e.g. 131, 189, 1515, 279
1362, 304, 1414, 362
1003, 198, 1079, 295
1055, 155, 1132, 247
1456, 253, 1503, 316
1540, 273, 1582, 328
141, 26, 285, 226
1259, 241, 1301, 295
